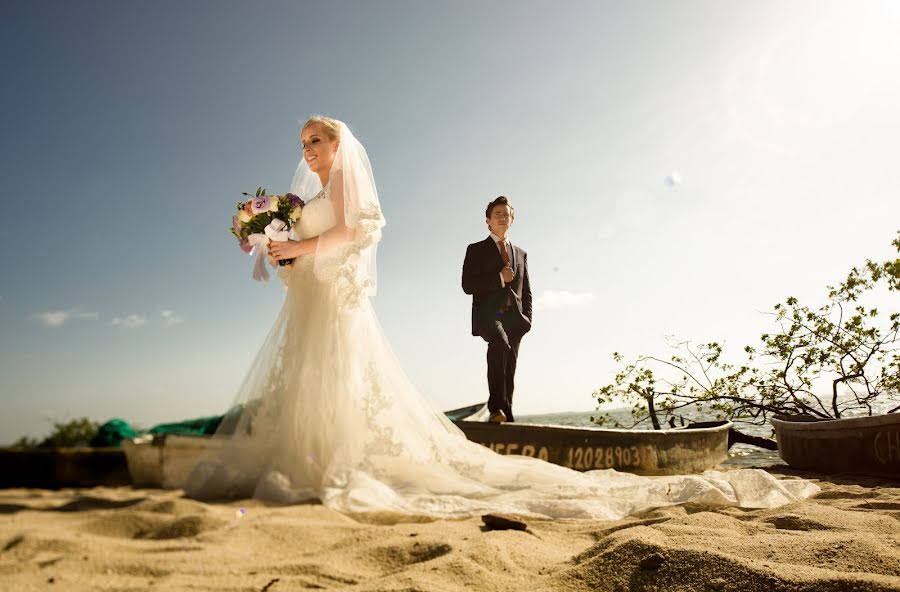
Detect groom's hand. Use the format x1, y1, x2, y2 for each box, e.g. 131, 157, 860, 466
501, 265, 514, 283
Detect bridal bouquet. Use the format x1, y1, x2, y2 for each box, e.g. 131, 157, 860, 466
230, 187, 304, 281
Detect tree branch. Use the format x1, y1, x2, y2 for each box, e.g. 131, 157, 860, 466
831, 373, 864, 417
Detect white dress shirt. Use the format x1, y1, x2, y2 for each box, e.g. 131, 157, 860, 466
490, 233, 514, 287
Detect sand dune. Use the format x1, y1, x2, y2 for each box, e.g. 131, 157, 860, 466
0, 468, 897, 591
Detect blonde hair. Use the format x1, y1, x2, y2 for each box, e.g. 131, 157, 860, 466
301, 115, 341, 140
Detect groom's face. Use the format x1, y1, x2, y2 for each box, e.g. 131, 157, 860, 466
487, 204, 514, 236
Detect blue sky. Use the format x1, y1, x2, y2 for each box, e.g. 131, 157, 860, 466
2, 1, 899, 443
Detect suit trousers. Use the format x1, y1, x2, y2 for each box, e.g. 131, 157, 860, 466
478, 307, 527, 422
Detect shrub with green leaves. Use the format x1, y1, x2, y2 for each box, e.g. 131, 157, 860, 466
594, 231, 899, 429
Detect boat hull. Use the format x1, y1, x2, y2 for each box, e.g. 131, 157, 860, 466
770, 414, 900, 479
0, 448, 130, 488
118, 413, 733, 490
454, 420, 732, 476
122, 434, 221, 489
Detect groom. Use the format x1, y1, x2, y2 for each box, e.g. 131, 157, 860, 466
462, 196, 532, 423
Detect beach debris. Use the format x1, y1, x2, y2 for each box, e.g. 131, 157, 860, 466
481, 514, 528, 531
259, 578, 280, 592
639, 552, 666, 570
235, 507, 247, 519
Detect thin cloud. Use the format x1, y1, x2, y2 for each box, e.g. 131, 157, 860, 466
38, 311, 69, 327
160, 309, 184, 327
36, 309, 99, 327
111, 314, 147, 329
533, 290, 596, 312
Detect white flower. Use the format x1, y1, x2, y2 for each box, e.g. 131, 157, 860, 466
289, 207, 302, 221
269, 199, 279, 213
239, 210, 252, 223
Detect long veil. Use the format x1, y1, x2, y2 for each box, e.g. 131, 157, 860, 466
289, 121, 385, 307
184, 120, 819, 519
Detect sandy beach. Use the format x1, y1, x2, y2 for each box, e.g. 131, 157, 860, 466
0, 467, 897, 592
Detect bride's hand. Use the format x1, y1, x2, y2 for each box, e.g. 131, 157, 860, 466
269, 239, 307, 261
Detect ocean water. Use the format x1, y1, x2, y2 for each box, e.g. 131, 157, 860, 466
517, 408, 784, 469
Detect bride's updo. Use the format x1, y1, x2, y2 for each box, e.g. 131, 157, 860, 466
302, 116, 341, 140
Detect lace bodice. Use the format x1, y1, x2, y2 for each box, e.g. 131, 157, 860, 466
294, 189, 336, 240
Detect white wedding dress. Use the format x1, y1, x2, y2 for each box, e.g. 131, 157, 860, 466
184, 122, 818, 519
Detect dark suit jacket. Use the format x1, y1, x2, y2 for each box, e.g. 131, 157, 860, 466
462, 237, 532, 336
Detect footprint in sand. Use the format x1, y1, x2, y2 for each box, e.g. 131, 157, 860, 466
766, 515, 833, 531
852, 501, 900, 511
264, 563, 360, 585
78, 511, 225, 540
369, 540, 454, 569
133, 498, 209, 516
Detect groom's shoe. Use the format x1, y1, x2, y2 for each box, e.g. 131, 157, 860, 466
489, 410, 507, 424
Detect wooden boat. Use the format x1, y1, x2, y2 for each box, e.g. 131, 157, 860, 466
118, 404, 732, 489
451, 405, 732, 476
122, 434, 222, 489
0, 447, 130, 489
120, 406, 489, 490
770, 413, 900, 479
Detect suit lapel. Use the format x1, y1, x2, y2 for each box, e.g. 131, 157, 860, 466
484, 237, 503, 266
486, 236, 520, 267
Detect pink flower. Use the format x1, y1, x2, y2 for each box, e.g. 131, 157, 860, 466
239, 237, 252, 253
250, 195, 271, 215
232, 215, 243, 235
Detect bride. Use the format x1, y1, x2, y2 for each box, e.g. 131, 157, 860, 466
184, 117, 818, 519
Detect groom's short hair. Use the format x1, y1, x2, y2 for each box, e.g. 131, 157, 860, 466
486, 196, 515, 220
